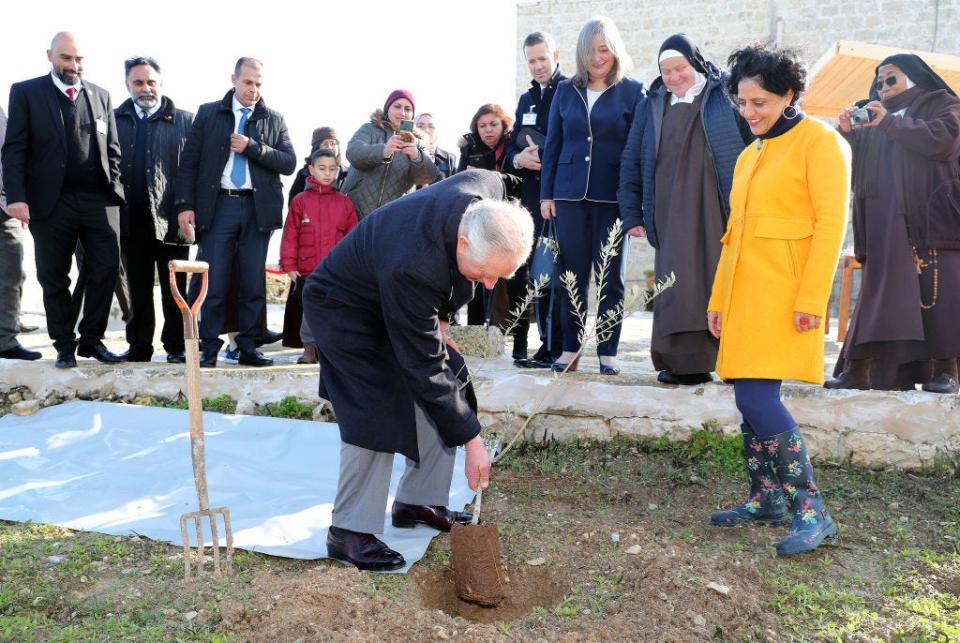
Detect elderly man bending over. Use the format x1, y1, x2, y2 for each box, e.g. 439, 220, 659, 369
303, 170, 533, 570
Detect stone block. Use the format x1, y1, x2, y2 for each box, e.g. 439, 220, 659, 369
11, 399, 40, 416
449, 325, 504, 358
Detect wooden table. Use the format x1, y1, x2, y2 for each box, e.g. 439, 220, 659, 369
829, 254, 862, 342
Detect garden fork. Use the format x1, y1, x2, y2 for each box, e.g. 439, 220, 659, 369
169, 260, 234, 579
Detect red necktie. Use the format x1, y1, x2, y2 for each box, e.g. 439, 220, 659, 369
66, 87, 77, 102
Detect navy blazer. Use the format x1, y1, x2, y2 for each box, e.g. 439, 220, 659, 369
504, 67, 566, 212
540, 76, 646, 203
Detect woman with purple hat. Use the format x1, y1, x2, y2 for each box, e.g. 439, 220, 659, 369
341, 89, 441, 219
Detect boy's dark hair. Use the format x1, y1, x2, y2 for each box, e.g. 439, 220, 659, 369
309, 148, 338, 165
726, 44, 806, 105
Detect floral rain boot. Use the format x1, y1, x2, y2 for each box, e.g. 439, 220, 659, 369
710, 425, 787, 527
767, 427, 838, 557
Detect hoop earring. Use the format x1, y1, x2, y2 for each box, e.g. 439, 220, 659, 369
782, 104, 799, 120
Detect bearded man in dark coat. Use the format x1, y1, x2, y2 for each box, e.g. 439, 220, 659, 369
302, 170, 534, 570
827, 54, 960, 394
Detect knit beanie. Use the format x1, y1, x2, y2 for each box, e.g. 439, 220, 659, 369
383, 89, 416, 116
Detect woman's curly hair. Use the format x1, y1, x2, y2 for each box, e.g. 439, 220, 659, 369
726, 44, 807, 105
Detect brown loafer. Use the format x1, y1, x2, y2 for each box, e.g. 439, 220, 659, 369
391, 501, 473, 532
326, 526, 405, 571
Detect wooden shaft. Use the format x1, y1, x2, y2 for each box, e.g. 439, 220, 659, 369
184, 338, 210, 511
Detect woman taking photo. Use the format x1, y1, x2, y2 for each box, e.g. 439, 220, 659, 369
707, 45, 851, 557
341, 89, 440, 219
540, 15, 645, 375
619, 34, 752, 386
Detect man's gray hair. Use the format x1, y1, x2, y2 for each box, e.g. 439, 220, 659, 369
571, 16, 634, 88
459, 199, 534, 267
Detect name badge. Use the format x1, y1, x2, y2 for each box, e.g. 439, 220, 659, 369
521, 112, 537, 126
96, 118, 107, 135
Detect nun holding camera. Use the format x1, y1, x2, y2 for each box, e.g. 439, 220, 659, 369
827, 54, 960, 394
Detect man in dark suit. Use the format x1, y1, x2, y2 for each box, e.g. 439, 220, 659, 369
2, 32, 126, 368
0, 105, 42, 361
504, 31, 567, 368
115, 56, 193, 364
302, 171, 533, 571
176, 57, 296, 368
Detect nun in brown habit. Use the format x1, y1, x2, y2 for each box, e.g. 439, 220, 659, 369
827, 54, 960, 394
619, 35, 753, 385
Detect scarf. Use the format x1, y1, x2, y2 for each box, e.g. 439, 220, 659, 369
758, 110, 806, 140
882, 85, 924, 113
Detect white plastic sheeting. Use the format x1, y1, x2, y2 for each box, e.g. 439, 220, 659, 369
0, 401, 473, 573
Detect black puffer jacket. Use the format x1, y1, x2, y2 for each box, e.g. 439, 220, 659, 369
175, 90, 297, 232
115, 96, 193, 242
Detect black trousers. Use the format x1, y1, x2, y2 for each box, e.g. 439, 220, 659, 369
505, 210, 563, 356
196, 194, 270, 353
30, 192, 120, 350
122, 213, 190, 354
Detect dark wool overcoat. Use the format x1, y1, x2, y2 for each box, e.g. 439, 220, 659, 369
302, 170, 504, 460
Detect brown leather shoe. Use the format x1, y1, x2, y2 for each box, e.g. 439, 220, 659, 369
326, 526, 405, 571
297, 344, 318, 364
824, 358, 871, 390
391, 501, 473, 532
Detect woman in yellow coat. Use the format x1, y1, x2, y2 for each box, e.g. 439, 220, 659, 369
706, 46, 851, 557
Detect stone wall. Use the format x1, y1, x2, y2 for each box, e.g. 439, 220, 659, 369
515, 0, 960, 97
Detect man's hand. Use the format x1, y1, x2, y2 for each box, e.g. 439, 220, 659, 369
516, 135, 541, 171
464, 435, 491, 491
627, 225, 646, 238
383, 135, 405, 159
439, 319, 460, 352
7, 202, 30, 228
707, 311, 722, 338
230, 133, 249, 153
178, 210, 196, 238
540, 199, 556, 220
793, 312, 821, 333
287, 270, 300, 281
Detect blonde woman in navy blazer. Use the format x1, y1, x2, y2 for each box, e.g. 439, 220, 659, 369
540, 16, 646, 374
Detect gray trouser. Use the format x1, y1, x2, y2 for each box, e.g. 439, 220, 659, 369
332, 403, 456, 534
300, 315, 314, 345
0, 216, 25, 352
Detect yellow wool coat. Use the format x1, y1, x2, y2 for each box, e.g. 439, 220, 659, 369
707, 117, 852, 384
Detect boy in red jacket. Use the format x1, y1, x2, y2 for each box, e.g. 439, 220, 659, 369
280, 149, 358, 363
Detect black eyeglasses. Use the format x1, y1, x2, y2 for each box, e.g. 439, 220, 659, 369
874, 75, 899, 91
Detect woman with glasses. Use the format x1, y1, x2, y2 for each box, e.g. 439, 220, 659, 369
826, 54, 960, 394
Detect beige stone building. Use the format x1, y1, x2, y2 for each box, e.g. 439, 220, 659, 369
515, 0, 960, 98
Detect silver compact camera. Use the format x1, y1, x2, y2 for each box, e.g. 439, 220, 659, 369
849, 106, 874, 127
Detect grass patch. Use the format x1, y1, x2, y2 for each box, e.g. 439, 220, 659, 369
256, 396, 315, 420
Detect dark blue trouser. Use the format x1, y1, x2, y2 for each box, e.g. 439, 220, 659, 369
733, 379, 797, 438
196, 195, 271, 353
554, 200, 627, 356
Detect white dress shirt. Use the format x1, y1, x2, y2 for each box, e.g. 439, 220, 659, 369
137, 102, 161, 119
50, 72, 83, 98
220, 96, 253, 190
